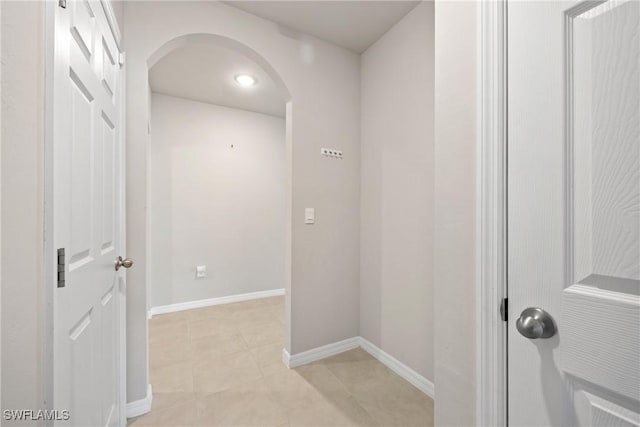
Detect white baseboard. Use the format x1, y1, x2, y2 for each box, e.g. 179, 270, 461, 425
148, 288, 285, 318
284, 337, 360, 368
283, 337, 434, 398
359, 337, 435, 398
126, 384, 153, 419
282, 348, 291, 368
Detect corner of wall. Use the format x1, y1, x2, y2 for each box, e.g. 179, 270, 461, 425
359, 0, 435, 384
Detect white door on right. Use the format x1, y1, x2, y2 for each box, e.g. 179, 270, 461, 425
508, 1, 640, 426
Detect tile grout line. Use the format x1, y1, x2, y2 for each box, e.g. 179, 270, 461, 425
185, 313, 202, 423
147, 299, 351, 427
317, 352, 384, 427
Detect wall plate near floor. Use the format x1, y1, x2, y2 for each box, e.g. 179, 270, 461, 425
196, 265, 207, 278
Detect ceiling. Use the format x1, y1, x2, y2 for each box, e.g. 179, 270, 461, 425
223, 1, 421, 53
150, 1, 420, 115
149, 42, 286, 117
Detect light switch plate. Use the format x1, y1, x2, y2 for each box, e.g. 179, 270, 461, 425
305, 208, 315, 224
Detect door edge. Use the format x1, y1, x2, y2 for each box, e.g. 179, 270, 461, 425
477, 1, 509, 426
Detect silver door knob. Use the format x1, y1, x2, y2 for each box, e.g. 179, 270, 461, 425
516, 307, 556, 339
115, 256, 134, 271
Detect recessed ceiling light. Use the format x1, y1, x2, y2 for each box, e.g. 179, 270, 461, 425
234, 74, 257, 87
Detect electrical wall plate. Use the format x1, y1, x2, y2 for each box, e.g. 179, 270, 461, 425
305, 208, 315, 224
196, 265, 207, 278
320, 148, 343, 159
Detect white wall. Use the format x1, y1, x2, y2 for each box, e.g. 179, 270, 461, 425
0, 0, 478, 419
360, 2, 434, 381
434, 1, 478, 425
0, 0, 2, 413
110, 0, 124, 36
124, 1, 361, 402
149, 94, 286, 307
0, 0, 46, 420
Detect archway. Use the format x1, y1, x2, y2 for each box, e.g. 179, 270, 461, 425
147, 34, 291, 102
126, 31, 294, 411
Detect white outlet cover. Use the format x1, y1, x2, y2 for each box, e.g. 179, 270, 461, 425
196, 265, 207, 278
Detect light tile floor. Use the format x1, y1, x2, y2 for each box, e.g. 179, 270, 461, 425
129, 296, 434, 426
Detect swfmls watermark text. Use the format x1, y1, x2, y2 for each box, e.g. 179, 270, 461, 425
3, 409, 70, 421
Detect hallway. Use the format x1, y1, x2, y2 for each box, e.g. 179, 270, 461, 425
129, 297, 434, 426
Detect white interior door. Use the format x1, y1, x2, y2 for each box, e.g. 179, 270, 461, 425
508, 0, 639, 425
52, 1, 125, 425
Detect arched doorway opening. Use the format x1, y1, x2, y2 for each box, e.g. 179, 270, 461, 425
136, 32, 293, 410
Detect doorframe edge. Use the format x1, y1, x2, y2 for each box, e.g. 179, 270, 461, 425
477, 1, 508, 426
43, 1, 56, 422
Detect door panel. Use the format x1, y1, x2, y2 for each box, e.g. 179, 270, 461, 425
100, 286, 117, 426
576, 391, 640, 427
70, 0, 94, 61
68, 309, 97, 427
101, 112, 116, 253
101, 37, 117, 99
562, 286, 639, 400
508, 0, 640, 425
562, 0, 640, 415
571, 1, 639, 287
54, 1, 123, 425
69, 71, 95, 269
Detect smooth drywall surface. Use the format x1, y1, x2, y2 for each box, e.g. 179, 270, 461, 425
1, 0, 3, 413
110, 0, 124, 36
149, 94, 286, 307
1, 0, 2, 413
360, 2, 434, 381
1, 0, 46, 419
124, 1, 360, 402
434, 1, 478, 425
